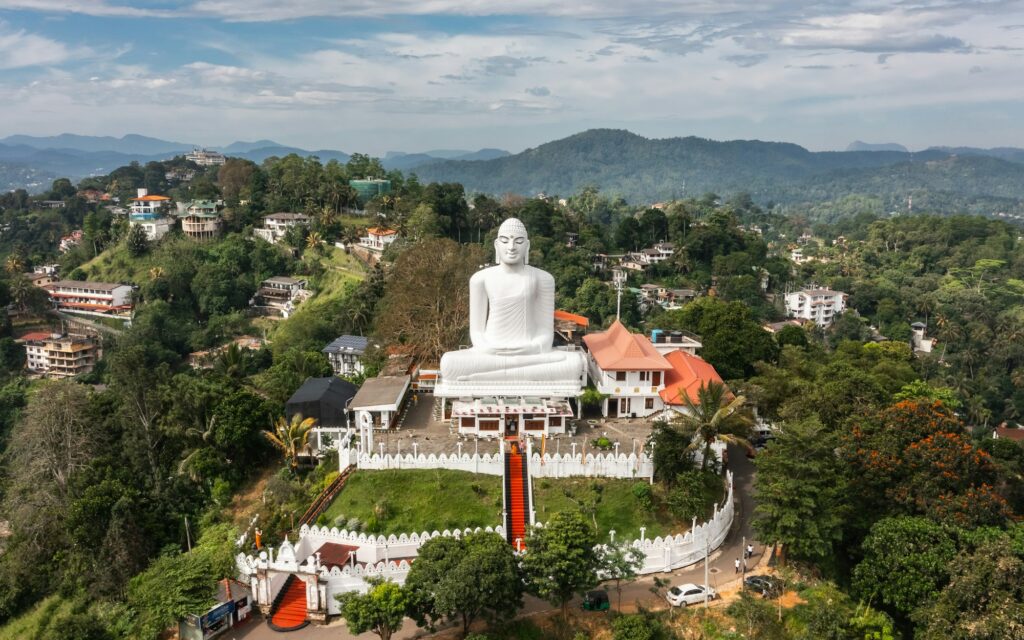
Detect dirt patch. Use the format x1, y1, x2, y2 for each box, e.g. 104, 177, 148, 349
229, 466, 279, 529
776, 590, 805, 608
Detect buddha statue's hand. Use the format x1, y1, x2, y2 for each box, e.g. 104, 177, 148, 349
493, 343, 538, 356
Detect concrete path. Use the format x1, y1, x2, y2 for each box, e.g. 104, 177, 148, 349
231, 445, 760, 640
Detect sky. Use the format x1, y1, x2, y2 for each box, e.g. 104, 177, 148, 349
0, 0, 1023, 155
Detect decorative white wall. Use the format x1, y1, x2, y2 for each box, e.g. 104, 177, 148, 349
350, 450, 655, 481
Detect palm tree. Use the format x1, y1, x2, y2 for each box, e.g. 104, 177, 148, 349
148, 266, 165, 281
215, 342, 247, 379
305, 231, 323, 251
264, 414, 317, 472
4, 253, 24, 275
672, 381, 752, 471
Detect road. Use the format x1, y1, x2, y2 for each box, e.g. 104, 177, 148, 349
231, 445, 760, 640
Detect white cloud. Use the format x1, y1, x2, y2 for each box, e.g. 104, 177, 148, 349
0, 21, 72, 69
0, 0, 180, 18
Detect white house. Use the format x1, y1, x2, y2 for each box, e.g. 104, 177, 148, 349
185, 148, 226, 166
911, 322, 936, 354
784, 288, 847, 327
358, 227, 398, 254
583, 321, 725, 419
350, 376, 411, 454
583, 320, 673, 418
253, 277, 309, 318
255, 213, 310, 243
130, 189, 175, 241
322, 335, 369, 377
44, 280, 134, 317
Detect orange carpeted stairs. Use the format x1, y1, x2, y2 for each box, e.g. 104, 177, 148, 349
268, 575, 309, 632
505, 442, 530, 551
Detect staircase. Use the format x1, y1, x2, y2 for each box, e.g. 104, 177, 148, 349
504, 441, 531, 551
268, 575, 309, 632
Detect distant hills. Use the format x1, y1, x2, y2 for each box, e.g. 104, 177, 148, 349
415, 129, 1024, 210
0, 132, 509, 191
846, 141, 909, 153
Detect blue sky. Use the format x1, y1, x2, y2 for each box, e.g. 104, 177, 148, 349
1, 0, 1023, 155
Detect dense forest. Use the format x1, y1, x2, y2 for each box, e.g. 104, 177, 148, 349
417, 129, 1024, 214
0, 149, 1021, 638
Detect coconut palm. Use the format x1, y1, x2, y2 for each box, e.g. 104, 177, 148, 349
214, 342, 247, 379
4, 253, 24, 274
672, 381, 752, 471
306, 231, 324, 251
264, 414, 317, 472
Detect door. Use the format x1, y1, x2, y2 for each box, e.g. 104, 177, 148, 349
618, 398, 630, 417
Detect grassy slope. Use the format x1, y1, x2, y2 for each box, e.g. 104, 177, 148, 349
323, 469, 503, 534
0, 596, 71, 640
323, 470, 693, 540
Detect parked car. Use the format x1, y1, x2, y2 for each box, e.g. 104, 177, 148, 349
744, 574, 782, 598
666, 583, 717, 607
582, 590, 610, 612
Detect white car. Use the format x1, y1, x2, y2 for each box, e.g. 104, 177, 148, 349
666, 583, 717, 607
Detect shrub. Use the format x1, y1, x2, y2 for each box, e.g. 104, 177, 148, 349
316, 513, 330, 526
632, 483, 654, 511
612, 613, 665, 640
333, 514, 347, 528
592, 436, 614, 450
346, 517, 362, 531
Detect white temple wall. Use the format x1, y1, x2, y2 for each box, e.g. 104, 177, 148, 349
352, 451, 654, 480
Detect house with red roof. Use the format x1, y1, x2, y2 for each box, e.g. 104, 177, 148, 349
582, 320, 727, 419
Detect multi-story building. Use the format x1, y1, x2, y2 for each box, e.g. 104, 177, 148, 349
254, 213, 310, 243
185, 148, 226, 166
130, 189, 175, 241
181, 201, 222, 241
358, 227, 398, 253
583, 320, 725, 418
784, 288, 847, 327
583, 320, 673, 418
253, 277, 309, 318
18, 332, 100, 378
44, 280, 134, 317
322, 335, 369, 377
649, 329, 702, 356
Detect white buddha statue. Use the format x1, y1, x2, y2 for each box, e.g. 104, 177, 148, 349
439, 218, 585, 384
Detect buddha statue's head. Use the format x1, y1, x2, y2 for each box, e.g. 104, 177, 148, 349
495, 217, 529, 266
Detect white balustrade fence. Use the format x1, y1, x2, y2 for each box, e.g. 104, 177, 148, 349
350, 450, 654, 480
630, 471, 734, 574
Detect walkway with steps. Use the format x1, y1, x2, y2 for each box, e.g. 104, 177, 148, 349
504, 438, 531, 551
268, 575, 309, 632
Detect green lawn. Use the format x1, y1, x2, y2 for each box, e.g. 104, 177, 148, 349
323, 469, 503, 535
533, 477, 683, 541
321, 470, 695, 541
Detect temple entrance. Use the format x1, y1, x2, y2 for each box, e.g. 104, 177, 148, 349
506, 416, 518, 435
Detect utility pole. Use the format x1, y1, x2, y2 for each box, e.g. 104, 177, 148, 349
703, 538, 709, 608
184, 515, 192, 553
613, 269, 626, 321
741, 535, 746, 588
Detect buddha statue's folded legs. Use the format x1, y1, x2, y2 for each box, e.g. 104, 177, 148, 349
440, 349, 585, 383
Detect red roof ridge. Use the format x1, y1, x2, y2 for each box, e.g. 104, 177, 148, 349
554, 309, 589, 327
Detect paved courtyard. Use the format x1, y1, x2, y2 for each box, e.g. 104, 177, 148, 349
370, 393, 658, 458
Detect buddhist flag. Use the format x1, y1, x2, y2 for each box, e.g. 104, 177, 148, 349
541, 434, 546, 463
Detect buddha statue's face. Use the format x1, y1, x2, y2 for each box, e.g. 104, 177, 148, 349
495, 220, 529, 266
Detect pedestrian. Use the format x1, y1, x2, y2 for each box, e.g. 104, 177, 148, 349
746, 543, 754, 559
735, 558, 741, 573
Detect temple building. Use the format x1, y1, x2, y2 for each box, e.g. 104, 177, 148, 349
583, 320, 726, 418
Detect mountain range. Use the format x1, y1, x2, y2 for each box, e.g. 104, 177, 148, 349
414, 129, 1024, 210
0, 133, 510, 190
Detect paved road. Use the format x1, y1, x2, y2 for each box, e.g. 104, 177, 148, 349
231, 445, 760, 640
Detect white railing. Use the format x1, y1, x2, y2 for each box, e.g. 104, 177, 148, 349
350, 450, 655, 481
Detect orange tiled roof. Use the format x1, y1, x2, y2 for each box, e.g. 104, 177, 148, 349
554, 309, 589, 327
583, 320, 671, 371
659, 350, 727, 406
18, 332, 52, 342
131, 195, 171, 202
995, 426, 1024, 441
367, 227, 397, 236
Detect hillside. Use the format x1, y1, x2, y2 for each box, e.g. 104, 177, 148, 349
414, 129, 1024, 210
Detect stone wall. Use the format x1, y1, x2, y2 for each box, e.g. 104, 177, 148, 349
351, 450, 654, 480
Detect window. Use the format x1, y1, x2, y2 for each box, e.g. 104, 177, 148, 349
653, 372, 662, 386
479, 419, 499, 431
639, 371, 650, 383
460, 417, 475, 428
615, 371, 627, 382
645, 398, 655, 410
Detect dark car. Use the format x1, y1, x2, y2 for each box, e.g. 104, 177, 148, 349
744, 575, 782, 598
582, 590, 610, 612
